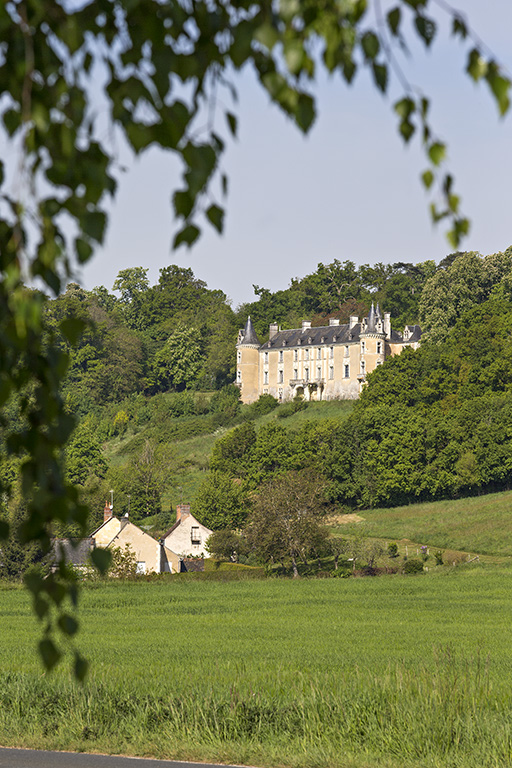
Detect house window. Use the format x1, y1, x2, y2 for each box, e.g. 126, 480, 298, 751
329, 366, 334, 380
264, 370, 268, 384
377, 341, 382, 354
305, 368, 309, 381
305, 349, 309, 361
136, 562, 146, 574
278, 369, 284, 383
317, 348, 322, 359
191, 526, 201, 544
329, 346, 334, 358
294, 349, 298, 361
293, 368, 298, 379
264, 351, 268, 363
279, 350, 283, 362
317, 366, 321, 379
344, 345, 349, 357
361, 341, 365, 354
344, 364, 349, 379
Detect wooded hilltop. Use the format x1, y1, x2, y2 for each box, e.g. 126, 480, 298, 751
2, 247, 512, 547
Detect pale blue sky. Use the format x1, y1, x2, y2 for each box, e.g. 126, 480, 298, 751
80, 2, 512, 308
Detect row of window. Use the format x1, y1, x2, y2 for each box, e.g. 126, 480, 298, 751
237, 342, 384, 367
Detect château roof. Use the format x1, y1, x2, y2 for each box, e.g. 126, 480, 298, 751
261, 323, 360, 349
239, 316, 260, 346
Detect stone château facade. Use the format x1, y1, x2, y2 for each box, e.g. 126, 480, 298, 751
236, 305, 421, 403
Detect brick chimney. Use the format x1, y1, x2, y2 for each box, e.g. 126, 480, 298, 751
104, 502, 113, 523
269, 322, 279, 339
176, 504, 191, 521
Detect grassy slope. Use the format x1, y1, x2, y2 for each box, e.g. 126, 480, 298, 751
1, 567, 511, 767
345, 490, 512, 557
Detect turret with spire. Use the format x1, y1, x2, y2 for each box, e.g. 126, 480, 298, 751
236, 316, 261, 403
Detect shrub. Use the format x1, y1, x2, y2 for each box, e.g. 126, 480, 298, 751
435, 550, 444, 565
387, 542, 399, 558
403, 559, 424, 574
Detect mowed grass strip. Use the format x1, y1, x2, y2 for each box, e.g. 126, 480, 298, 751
1, 567, 512, 767
346, 490, 512, 557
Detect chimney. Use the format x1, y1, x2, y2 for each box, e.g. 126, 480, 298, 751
120, 512, 129, 530
176, 504, 191, 521
269, 323, 279, 339
329, 318, 340, 326
104, 502, 113, 523
349, 316, 358, 329
302, 320, 311, 331
384, 312, 391, 337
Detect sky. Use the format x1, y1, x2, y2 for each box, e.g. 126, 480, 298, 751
78, 1, 512, 309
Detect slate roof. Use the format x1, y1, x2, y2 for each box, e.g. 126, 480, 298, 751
261, 322, 362, 349
52, 538, 93, 567
239, 316, 260, 346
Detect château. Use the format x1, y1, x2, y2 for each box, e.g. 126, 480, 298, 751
236, 305, 421, 403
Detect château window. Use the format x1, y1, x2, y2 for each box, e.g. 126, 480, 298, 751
305, 349, 309, 361
279, 350, 283, 362
361, 341, 365, 354
278, 370, 284, 383
317, 366, 321, 379
377, 341, 382, 354
294, 349, 298, 362
264, 351, 268, 363
344, 364, 349, 379
264, 370, 268, 384
278, 389, 283, 402
237, 350, 241, 363
360, 360, 365, 374
293, 368, 298, 379
344, 345, 349, 357
329, 346, 334, 359
305, 368, 309, 381
237, 370, 241, 382
317, 348, 322, 359
329, 366, 334, 380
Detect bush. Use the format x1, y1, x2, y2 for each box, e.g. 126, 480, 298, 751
403, 559, 424, 574
387, 542, 399, 558
435, 550, 444, 565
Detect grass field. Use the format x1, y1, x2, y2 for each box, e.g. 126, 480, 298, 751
1, 565, 512, 768
346, 490, 512, 557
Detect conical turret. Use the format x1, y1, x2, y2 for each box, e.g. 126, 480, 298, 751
240, 316, 260, 346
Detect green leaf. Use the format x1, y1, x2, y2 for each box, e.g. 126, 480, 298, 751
0, 519, 8, 539
421, 170, 434, 189
372, 63, 388, 93
0, 160, 4, 188
414, 15, 436, 47
284, 39, 304, 75
428, 142, 446, 166
387, 7, 401, 36
74, 652, 89, 683
173, 224, 201, 250
255, 23, 279, 50
58, 614, 79, 637
60, 318, 86, 345
448, 194, 460, 213
452, 16, 467, 39
226, 112, 237, 138
394, 98, 415, 119
467, 48, 487, 81
399, 120, 415, 142
75, 237, 93, 265
361, 31, 380, 60
221, 174, 228, 196
206, 204, 224, 234
39, 638, 62, 672
486, 66, 511, 116
81, 211, 107, 245
296, 93, 316, 133
173, 190, 194, 219
90, 547, 111, 575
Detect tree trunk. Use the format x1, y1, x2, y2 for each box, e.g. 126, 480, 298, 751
291, 556, 299, 578
334, 554, 339, 570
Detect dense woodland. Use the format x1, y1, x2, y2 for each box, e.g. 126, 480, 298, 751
2, 247, 512, 570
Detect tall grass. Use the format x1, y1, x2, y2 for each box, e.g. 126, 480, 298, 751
1, 568, 512, 767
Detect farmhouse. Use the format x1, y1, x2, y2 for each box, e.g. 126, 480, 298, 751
91, 504, 181, 574
161, 504, 212, 560
236, 305, 421, 404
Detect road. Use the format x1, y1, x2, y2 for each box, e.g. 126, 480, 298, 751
0, 749, 250, 768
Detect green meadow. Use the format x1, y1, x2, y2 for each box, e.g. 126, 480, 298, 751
1, 565, 512, 768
